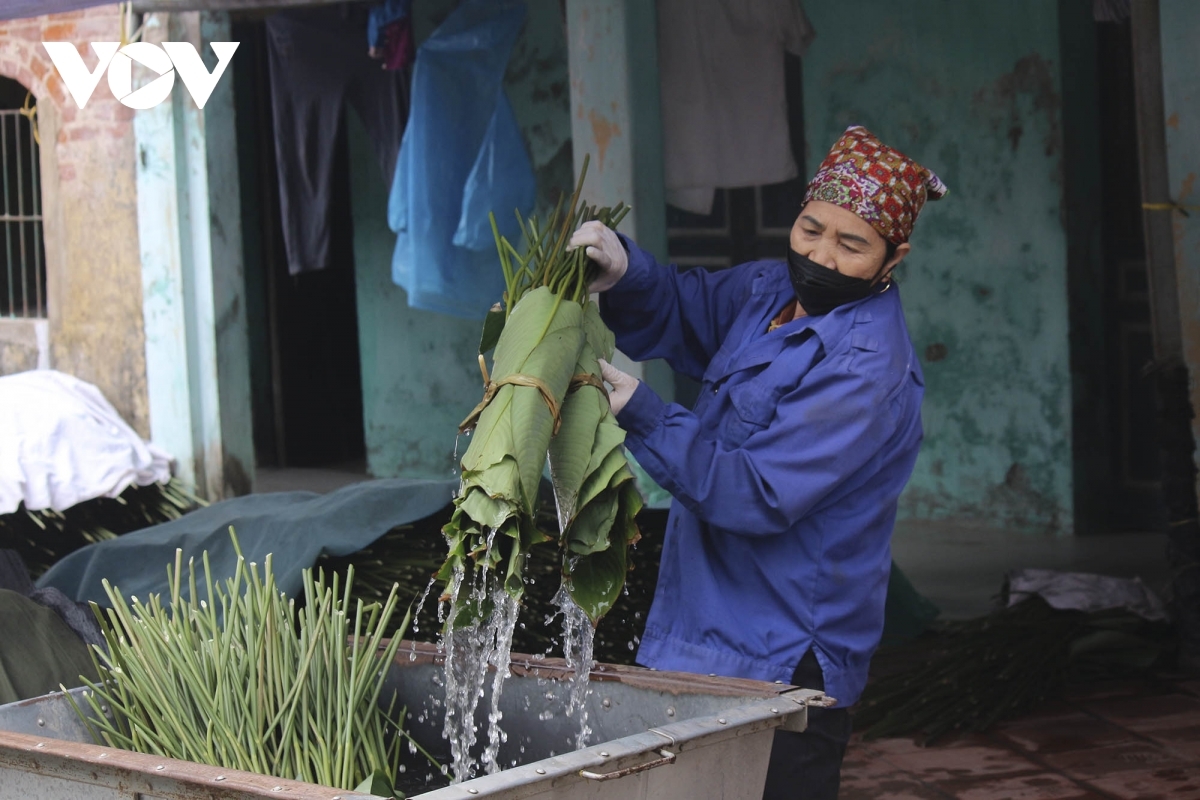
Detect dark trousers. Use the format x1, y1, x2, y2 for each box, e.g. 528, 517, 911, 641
761, 651, 852, 800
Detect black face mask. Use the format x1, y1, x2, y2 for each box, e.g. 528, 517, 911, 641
786, 248, 887, 316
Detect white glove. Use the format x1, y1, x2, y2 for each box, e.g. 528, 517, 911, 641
599, 359, 638, 416
568, 220, 628, 293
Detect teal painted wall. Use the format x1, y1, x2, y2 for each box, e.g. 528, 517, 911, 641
353, 1, 576, 479
801, 0, 1074, 531
1160, 0, 1200, 482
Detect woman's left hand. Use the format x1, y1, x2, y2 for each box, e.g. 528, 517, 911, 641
599, 359, 638, 415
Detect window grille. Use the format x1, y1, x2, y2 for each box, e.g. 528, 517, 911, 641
0, 93, 45, 319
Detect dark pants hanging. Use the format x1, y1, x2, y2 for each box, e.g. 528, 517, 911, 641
761, 650, 852, 800
265, 6, 408, 275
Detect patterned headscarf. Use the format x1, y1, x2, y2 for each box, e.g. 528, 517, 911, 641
803, 126, 948, 245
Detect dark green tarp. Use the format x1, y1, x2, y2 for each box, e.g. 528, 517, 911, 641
38, 478, 458, 606
0, 589, 98, 705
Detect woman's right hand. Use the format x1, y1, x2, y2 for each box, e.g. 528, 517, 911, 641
568, 220, 628, 293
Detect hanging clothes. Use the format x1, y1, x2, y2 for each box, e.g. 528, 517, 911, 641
266, 6, 408, 275
367, 0, 415, 71
657, 0, 815, 215
388, 0, 536, 319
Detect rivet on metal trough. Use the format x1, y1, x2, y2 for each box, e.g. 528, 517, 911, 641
215, 776, 225, 782
602, 697, 611, 708
467, 789, 479, 795
156, 765, 165, 771
273, 787, 283, 792
98, 753, 107, 759
599, 751, 609, 757
718, 718, 727, 725
774, 680, 783, 685
36, 718, 44, 727
771, 708, 779, 714
535, 769, 546, 775
35, 743, 44, 748
666, 707, 675, 717
708, 673, 716, 677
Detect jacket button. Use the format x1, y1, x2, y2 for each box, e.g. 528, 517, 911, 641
712, 386, 718, 395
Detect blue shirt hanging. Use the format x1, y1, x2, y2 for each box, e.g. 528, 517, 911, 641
389, 0, 535, 318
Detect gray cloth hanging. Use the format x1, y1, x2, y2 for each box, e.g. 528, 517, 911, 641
266, 4, 408, 274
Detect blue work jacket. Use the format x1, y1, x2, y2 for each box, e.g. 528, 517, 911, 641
601, 238, 924, 707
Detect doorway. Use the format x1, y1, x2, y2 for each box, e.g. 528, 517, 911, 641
1094, 15, 1163, 531
231, 19, 367, 474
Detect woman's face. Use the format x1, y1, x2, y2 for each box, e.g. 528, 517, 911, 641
789, 201, 909, 281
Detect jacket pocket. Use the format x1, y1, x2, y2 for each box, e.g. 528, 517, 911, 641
720, 382, 775, 447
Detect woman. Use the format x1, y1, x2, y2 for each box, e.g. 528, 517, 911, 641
569, 126, 946, 798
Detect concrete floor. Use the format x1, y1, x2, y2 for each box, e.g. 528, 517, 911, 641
841, 675, 1200, 799
891, 519, 1172, 620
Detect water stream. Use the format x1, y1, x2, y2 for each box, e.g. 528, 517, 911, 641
440, 442, 599, 779
554, 585, 597, 749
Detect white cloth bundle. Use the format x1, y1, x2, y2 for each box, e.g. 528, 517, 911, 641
0, 370, 172, 514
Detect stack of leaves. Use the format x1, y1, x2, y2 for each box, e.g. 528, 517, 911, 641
855, 596, 1170, 743
439, 156, 642, 625
0, 479, 202, 577
67, 532, 433, 797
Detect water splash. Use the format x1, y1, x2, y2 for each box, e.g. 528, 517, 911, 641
408, 574, 440, 661
441, 569, 521, 783
554, 585, 596, 750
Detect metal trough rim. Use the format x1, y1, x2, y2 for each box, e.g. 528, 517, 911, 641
0, 641, 834, 799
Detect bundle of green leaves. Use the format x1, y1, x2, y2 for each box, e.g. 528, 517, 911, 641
439, 158, 642, 625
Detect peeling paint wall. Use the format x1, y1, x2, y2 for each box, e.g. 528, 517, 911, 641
354, 1, 575, 479
0, 6, 149, 436
801, 0, 1074, 531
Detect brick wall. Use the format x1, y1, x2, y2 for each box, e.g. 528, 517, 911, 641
0, 5, 149, 436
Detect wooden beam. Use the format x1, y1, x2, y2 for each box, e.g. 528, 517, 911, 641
1131, 0, 1183, 364
131, 0, 346, 13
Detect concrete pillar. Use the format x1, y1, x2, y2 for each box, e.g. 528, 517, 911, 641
135, 11, 253, 499
565, 0, 672, 399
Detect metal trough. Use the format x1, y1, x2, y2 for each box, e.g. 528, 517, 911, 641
0, 641, 831, 800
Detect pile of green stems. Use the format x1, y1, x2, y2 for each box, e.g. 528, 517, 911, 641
0, 479, 202, 576
855, 597, 1168, 742
68, 536, 432, 792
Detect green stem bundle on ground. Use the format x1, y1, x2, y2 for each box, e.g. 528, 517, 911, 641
439, 156, 642, 626
0, 479, 202, 576
855, 597, 1170, 743
67, 531, 430, 796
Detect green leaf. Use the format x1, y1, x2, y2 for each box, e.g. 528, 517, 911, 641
576, 443, 634, 514
580, 301, 615, 361
567, 544, 625, 625
566, 490, 619, 555
479, 304, 506, 355
566, 480, 642, 623
459, 485, 517, 532
354, 770, 402, 798
547, 350, 606, 527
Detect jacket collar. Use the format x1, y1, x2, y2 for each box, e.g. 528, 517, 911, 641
750, 261, 888, 347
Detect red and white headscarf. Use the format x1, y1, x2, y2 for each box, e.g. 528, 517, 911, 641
803, 126, 948, 245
